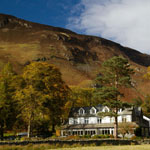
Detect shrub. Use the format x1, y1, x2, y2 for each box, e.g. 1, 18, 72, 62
91, 134, 112, 139
64, 135, 81, 140
91, 135, 99, 139
105, 134, 110, 138
131, 136, 142, 140
56, 130, 61, 137
20, 136, 29, 141
109, 134, 114, 138
82, 135, 91, 139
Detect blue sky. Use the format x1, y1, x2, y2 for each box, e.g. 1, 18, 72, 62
0, 0, 80, 28
0, 0, 150, 54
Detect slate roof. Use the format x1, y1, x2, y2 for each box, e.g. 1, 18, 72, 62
69, 105, 104, 117
69, 105, 142, 118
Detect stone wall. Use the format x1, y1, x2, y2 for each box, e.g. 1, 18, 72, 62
0, 139, 138, 146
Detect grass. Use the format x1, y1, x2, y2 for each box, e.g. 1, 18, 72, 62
0, 144, 150, 150
57, 145, 150, 150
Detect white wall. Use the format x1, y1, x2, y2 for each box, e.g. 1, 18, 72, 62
126, 115, 131, 122
78, 117, 85, 124
102, 116, 111, 123
89, 117, 97, 124
69, 118, 74, 124
69, 114, 132, 125
118, 116, 122, 122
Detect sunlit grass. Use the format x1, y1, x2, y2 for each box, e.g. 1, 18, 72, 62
0, 144, 150, 150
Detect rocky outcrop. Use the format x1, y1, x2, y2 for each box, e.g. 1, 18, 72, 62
0, 13, 150, 99
0, 14, 32, 28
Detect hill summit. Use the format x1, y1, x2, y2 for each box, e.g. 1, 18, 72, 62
0, 13, 150, 101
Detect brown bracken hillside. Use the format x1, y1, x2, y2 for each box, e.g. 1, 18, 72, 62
0, 13, 150, 102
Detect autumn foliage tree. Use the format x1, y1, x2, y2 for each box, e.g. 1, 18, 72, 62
70, 86, 95, 107
15, 62, 70, 137
0, 63, 17, 139
118, 122, 138, 139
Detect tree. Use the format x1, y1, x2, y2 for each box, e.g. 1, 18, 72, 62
0, 63, 17, 139
131, 95, 150, 118
118, 122, 138, 139
15, 62, 70, 137
15, 85, 43, 138
144, 66, 150, 79
132, 97, 143, 107
142, 67, 150, 117
70, 86, 95, 107
141, 95, 150, 117
94, 56, 134, 138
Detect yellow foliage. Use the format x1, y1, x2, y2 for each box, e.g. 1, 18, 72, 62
56, 130, 61, 136
144, 66, 150, 79
15, 61, 70, 130
70, 86, 95, 107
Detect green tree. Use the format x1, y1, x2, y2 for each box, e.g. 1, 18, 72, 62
132, 97, 143, 107
15, 62, 70, 137
141, 95, 150, 117
0, 63, 17, 139
70, 86, 95, 107
142, 67, 150, 117
94, 56, 134, 138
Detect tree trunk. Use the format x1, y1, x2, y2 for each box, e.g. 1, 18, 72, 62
123, 134, 125, 139
27, 119, 31, 138
114, 74, 118, 139
0, 127, 4, 140
114, 116, 118, 139
52, 124, 55, 134
0, 121, 4, 140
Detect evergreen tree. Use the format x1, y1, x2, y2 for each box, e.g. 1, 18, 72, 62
0, 63, 17, 139
141, 95, 150, 117
94, 56, 134, 138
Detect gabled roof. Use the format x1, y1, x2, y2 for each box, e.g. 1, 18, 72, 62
69, 105, 105, 117
69, 105, 143, 117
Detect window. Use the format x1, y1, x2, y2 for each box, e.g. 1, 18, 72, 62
104, 108, 109, 112
118, 109, 122, 112
97, 118, 102, 124
90, 107, 96, 114
79, 108, 84, 115
74, 119, 78, 124
110, 117, 114, 123
103, 107, 109, 112
122, 116, 127, 122
85, 118, 89, 124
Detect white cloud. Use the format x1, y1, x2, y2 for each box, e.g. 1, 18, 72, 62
67, 0, 150, 54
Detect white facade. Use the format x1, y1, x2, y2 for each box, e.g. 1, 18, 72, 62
61, 105, 150, 137
69, 107, 132, 125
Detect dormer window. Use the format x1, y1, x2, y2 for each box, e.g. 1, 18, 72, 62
79, 108, 85, 115
90, 107, 96, 114
103, 107, 109, 112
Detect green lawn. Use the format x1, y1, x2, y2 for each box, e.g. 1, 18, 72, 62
56, 145, 150, 150
0, 145, 150, 150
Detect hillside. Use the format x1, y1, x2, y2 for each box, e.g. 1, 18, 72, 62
0, 13, 150, 101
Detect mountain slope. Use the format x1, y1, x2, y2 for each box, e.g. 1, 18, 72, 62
0, 13, 150, 101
